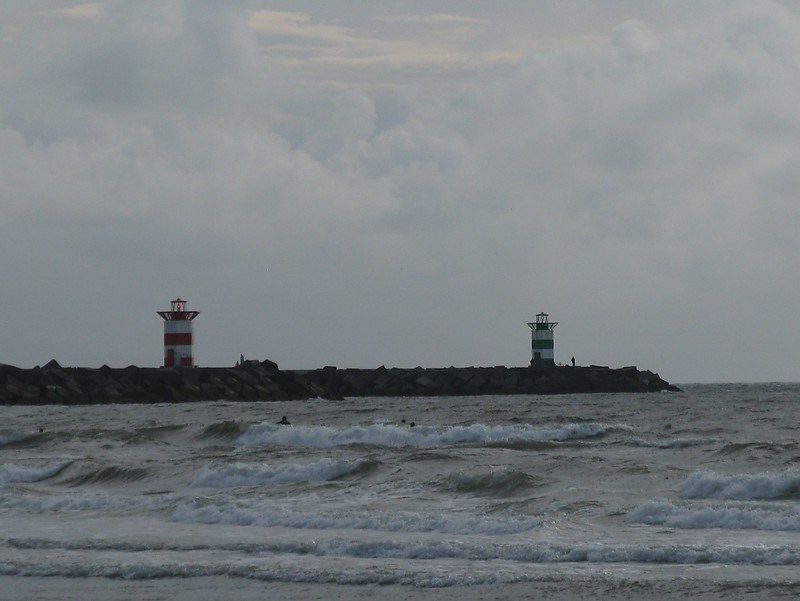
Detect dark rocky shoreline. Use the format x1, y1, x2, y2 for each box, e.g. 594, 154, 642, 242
0, 359, 679, 405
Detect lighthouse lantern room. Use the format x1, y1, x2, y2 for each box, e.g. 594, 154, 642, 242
527, 312, 557, 367
157, 298, 200, 367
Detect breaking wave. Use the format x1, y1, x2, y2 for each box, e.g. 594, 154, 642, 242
0, 432, 42, 449
235, 422, 619, 449
442, 469, 537, 497
64, 466, 149, 487
7, 537, 800, 586
196, 420, 247, 441
682, 470, 800, 500
190, 458, 376, 488
716, 441, 799, 456
628, 500, 800, 531
625, 437, 713, 449
0, 491, 179, 513
0, 461, 73, 485
170, 499, 540, 535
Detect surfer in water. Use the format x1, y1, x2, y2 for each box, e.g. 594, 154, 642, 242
277, 416, 290, 425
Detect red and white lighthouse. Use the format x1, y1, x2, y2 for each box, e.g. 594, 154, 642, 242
157, 298, 200, 367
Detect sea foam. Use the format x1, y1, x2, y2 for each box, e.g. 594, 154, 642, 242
170, 498, 539, 535
0, 461, 72, 485
0, 433, 33, 448
628, 500, 800, 531
0, 490, 179, 513
6, 537, 800, 571
625, 437, 713, 449
235, 422, 616, 449
682, 470, 800, 500
190, 458, 371, 488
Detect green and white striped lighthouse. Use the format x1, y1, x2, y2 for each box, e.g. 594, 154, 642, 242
527, 312, 558, 367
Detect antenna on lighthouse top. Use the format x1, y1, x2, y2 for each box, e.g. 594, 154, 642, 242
527, 312, 557, 367
157, 297, 200, 367
158, 298, 200, 322
528, 312, 557, 331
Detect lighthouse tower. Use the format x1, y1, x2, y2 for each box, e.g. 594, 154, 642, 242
157, 298, 200, 367
527, 312, 557, 367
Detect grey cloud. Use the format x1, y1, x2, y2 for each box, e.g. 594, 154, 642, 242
58, 1, 256, 111
2, 1, 800, 381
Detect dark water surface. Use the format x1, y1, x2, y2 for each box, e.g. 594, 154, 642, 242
2, 384, 800, 599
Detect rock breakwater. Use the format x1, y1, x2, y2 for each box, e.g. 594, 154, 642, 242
0, 359, 679, 405
0, 360, 322, 405
297, 364, 679, 397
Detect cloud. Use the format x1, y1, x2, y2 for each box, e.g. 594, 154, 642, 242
2, 1, 800, 381
248, 9, 519, 84
374, 13, 485, 26
43, 3, 104, 20
248, 10, 357, 44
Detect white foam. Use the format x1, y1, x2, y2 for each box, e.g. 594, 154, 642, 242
170, 498, 540, 535
626, 437, 712, 449
0, 461, 72, 485
0, 433, 30, 447
682, 470, 800, 500
0, 555, 500, 586
190, 458, 368, 487
235, 422, 617, 448
0, 490, 179, 512
628, 500, 800, 531
6, 538, 800, 571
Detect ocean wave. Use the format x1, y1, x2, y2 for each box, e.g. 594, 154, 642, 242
0, 491, 179, 512
0, 556, 499, 587
404, 450, 461, 462
195, 420, 246, 441
716, 441, 798, 456
0, 461, 73, 485
0, 432, 42, 449
7, 537, 800, 571
170, 500, 539, 535
135, 424, 186, 438
442, 469, 537, 497
628, 500, 800, 531
190, 458, 375, 488
63, 466, 149, 487
485, 439, 564, 451
235, 422, 619, 449
682, 470, 800, 500
625, 437, 713, 449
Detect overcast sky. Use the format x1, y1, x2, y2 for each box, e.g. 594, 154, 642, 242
3, 1, 800, 383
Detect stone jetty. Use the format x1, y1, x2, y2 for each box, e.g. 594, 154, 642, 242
0, 359, 679, 405
297, 364, 679, 398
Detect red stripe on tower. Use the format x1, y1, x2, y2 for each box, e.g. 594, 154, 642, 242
157, 298, 200, 367
164, 333, 193, 345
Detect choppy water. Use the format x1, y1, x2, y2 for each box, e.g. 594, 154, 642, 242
3, 383, 800, 600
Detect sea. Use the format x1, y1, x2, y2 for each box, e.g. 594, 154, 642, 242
2, 383, 800, 600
